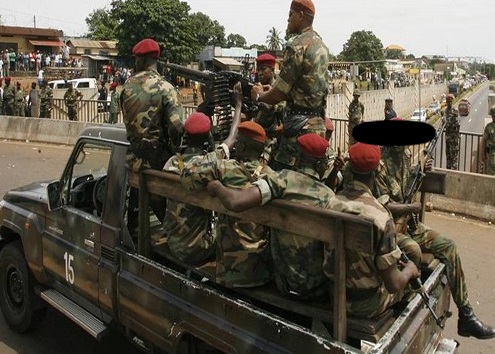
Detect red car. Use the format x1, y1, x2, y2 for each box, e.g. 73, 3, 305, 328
458, 98, 471, 116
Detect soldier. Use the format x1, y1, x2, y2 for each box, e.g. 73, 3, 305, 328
374, 119, 495, 339
108, 82, 120, 124
3, 77, 15, 116
384, 98, 397, 120
180, 120, 273, 288
39, 79, 53, 118
251, 0, 329, 170
445, 93, 460, 170
483, 106, 495, 175
121, 38, 185, 229
347, 89, 364, 146
207, 133, 336, 299
63, 82, 82, 121
14, 81, 25, 117
324, 142, 420, 318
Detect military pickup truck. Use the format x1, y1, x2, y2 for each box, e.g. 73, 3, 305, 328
0, 125, 458, 353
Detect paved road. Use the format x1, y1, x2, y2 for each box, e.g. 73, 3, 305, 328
1, 140, 495, 353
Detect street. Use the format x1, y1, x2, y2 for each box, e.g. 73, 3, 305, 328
0, 140, 495, 353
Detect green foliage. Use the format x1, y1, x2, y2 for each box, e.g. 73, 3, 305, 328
85, 8, 119, 40
111, 0, 197, 65
339, 30, 386, 77
226, 33, 247, 48
265, 27, 283, 51
189, 12, 226, 47
384, 49, 404, 60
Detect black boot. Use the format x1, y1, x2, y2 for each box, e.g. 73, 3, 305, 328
458, 305, 495, 339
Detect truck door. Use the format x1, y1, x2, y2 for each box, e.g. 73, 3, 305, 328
44, 141, 112, 314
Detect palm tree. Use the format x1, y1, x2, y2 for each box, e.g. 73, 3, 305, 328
265, 27, 283, 51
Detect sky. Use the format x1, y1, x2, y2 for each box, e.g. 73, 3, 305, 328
1, 0, 493, 63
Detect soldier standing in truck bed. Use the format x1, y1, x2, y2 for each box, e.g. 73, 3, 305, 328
444, 94, 460, 170
483, 106, 495, 175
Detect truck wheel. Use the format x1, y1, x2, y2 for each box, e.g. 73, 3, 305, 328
0, 241, 46, 332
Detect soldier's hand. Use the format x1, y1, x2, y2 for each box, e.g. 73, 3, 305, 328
409, 201, 422, 214
251, 83, 263, 102
232, 82, 243, 106
424, 158, 433, 171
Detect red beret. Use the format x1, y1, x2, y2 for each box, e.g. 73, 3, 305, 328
238, 121, 266, 143
256, 53, 276, 68
446, 94, 455, 101
132, 38, 160, 59
297, 133, 329, 159
325, 117, 334, 132
185, 112, 211, 135
291, 0, 315, 16
110, 82, 118, 89
5, 76, 11, 83
348, 143, 381, 174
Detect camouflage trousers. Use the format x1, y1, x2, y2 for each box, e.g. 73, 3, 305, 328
486, 152, 495, 175
348, 122, 358, 146
445, 137, 459, 170
397, 223, 469, 308
67, 106, 77, 121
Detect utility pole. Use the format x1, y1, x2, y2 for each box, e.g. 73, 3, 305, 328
33, 16, 36, 28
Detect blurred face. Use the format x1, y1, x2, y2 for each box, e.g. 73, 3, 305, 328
287, 9, 302, 34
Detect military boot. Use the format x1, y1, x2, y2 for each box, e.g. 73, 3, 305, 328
458, 305, 495, 339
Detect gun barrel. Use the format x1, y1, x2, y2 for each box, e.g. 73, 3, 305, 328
159, 61, 214, 81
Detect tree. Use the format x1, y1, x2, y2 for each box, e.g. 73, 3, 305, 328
85, 8, 119, 40
384, 48, 404, 60
265, 27, 283, 51
226, 34, 247, 48
111, 0, 197, 65
189, 12, 226, 47
339, 30, 386, 78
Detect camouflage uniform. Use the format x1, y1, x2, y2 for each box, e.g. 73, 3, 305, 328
324, 180, 402, 318
271, 27, 329, 170
64, 87, 82, 121
180, 148, 273, 288
14, 87, 25, 117
121, 69, 184, 172
347, 99, 364, 146
3, 83, 15, 116
39, 85, 53, 118
445, 107, 460, 170
374, 146, 470, 308
484, 119, 495, 175
253, 169, 334, 299
161, 149, 216, 265
108, 89, 120, 124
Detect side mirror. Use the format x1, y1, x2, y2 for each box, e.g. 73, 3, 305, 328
47, 181, 62, 211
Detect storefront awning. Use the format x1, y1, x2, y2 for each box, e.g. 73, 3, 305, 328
29, 40, 64, 47
83, 55, 113, 61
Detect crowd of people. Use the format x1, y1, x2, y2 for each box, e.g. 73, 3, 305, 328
119, 0, 494, 342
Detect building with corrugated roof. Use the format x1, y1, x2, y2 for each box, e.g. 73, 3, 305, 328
0, 25, 64, 53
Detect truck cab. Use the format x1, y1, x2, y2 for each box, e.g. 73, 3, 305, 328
458, 99, 471, 116
0, 125, 457, 354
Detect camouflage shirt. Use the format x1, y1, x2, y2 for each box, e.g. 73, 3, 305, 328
121, 69, 185, 171
273, 27, 329, 110
325, 180, 401, 318
445, 108, 460, 137
348, 99, 364, 125
180, 148, 273, 288
109, 90, 120, 114
162, 148, 215, 265
253, 169, 334, 298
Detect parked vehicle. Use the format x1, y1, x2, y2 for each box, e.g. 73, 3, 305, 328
411, 108, 428, 122
48, 78, 97, 89
0, 125, 457, 354
458, 99, 471, 116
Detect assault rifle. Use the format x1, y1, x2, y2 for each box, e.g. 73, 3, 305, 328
159, 62, 258, 141
396, 118, 447, 234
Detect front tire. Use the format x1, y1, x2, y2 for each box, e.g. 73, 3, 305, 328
0, 241, 46, 332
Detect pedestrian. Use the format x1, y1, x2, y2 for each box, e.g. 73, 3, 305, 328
445, 94, 460, 170
120, 38, 185, 229
483, 106, 495, 175
3, 77, 15, 116
39, 79, 53, 118
374, 119, 495, 339
251, 0, 329, 171
28, 82, 40, 118
97, 80, 108, 112
206, 133, 336, 298
108, 82, 120, 124
324, 142, 420, 318
347, 89, 364, 146
384, 98, 397, 120
37, 67, 44, 87
14, 81, 25, 117
63, 82, 82, 121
